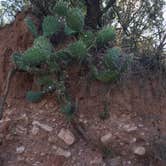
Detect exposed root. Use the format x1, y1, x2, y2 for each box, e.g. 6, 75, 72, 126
71, 118, 102, 152
0, 68, 17, 119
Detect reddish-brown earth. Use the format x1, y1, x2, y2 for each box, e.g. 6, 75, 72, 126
0, 11, 35, 98
0, 12, 166, 166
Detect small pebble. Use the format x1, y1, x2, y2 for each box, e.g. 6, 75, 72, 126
16, 146, 25, 154
133, 146, 146, 155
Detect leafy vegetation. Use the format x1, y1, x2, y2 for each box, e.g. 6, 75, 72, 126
42, 16, 61, 37
53, 1, 68, 17
99, 101, 110, 120
66, 8, 84, 32
68, 40, 87, 60
24, 17, 38, 38
10, 1, 129, 118
26, 91, 44, 103
96, 27, 116, 46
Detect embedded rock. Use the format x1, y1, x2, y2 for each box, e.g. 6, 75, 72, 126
58, 128, 75, 145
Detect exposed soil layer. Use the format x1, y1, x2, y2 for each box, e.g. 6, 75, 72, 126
0, 11, 35, 98
0, 12, 166, 166
0, 74, 166, 166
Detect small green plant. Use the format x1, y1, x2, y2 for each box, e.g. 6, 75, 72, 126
68, 40, 87, 60
92, 66, 119, 83
26, 91, 44, 103
66, 8, 84, 32
33, 36, 54, 53
99, 101, 110, 120
12, 52, 27, 71
105, 47, 130, 73
80, 31, 96, 48
53, 1, 68, 16
37, 75, 55, 87
42, 16, 61, 37
23, 47, 49, 66
101, 146, 113, 159
24, 17, 38, 38
64, 24, 76, 36
61, 101, 75, 118
96, 27, 116, 46
104, 47, 121, 69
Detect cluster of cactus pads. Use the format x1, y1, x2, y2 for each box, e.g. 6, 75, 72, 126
12, 1, 128, 112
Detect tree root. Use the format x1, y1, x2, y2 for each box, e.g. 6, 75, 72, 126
0, 68, 17, 119
71, 118, 102, 152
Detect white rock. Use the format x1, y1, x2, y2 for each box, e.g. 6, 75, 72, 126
101, 133, 112, 145
31, 125, 39, 135
0, 118, 11, 124
138, 124, 144, 128
58, 128, 75, 145
52, 145, 58, 150
32, 121, 53, 132
127, 161, 132, 165
123, 124, 137, 132
32, 161, 42, 166
16, 146, 25, 154
16, 126, 27, 135
133, 146, 146, 155
130, 137, 137, 144
56, 147, 71, 158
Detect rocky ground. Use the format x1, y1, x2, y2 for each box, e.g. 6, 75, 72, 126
0, 74, 166, 166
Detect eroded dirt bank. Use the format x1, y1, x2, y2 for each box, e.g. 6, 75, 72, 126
0, 73, 165, 166
0, 12, 166, 166
0, 11, 35, 99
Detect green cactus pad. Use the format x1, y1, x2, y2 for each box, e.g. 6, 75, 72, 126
66, 8, 84, 32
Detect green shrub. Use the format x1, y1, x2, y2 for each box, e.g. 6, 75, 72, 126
64, 24, 76, 36
61, 101, 74, 117
68, 40, 87, 60
23, 47, 49, 66
96, 27, 116, 46
53, 1, 68, 16
42, 16, 61, 37
37, 75, 55, 87
24, 17, 38, 38
12, 52, 26, 70
34, 36, 54, 53
105, 47, 130, 72
66, 8, 84, 32
92, 67, 119, 83
56, 50, 70, 60
26, 91, 44, 102
104, 47, 121, 68
11, 4, 122, 120
99, 101, 110, 120
48, 60, 60, 72
81, 31, 95, 47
